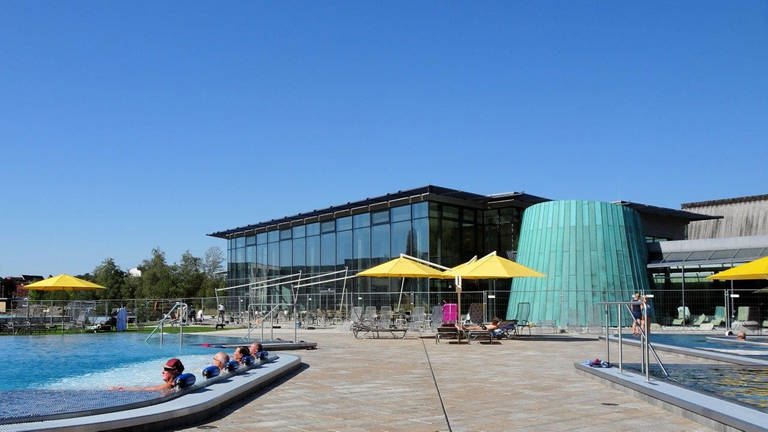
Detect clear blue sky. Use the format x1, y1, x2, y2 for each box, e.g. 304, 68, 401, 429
2, 1, 767, 277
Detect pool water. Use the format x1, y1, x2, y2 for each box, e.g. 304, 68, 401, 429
636, 363, 768, 411
0, 333, 246, 421
0, 333, 244, 391
621, 333, 768, 412
648, 333, 768, 361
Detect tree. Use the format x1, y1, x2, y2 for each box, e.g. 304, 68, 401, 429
203, 247, 225, 277
138, 248, 175, 298
176, 250, 205, 298
93, 258, 128, 299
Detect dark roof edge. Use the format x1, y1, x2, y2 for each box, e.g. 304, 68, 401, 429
208, 185, 495, 239
612, 201, 720, 221
682, 194, 768, 208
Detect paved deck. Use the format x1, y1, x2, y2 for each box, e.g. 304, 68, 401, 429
175, 326, 726, 432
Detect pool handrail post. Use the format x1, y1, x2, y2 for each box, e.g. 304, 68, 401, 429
604, 303, 610, 365
617, 303, 623, 374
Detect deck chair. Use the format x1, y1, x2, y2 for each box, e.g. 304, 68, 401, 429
692, 313, 709, 326
494, 320, 519, 339
672, 306, 691, 325
512, 302, 531, 335
379, 306, 392, 328
734, 306, 759, 330
409, 306, 426, 331
351, 306, 364, 323
468, 303, 484, 324
431, 305, 443, 330
707, 306, 726, 327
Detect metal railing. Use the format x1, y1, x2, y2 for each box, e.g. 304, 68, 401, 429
600, 301, 668, 382
145, 301, 187, 349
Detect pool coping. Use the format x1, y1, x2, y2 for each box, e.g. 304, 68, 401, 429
575, 362, 768, 432
4, 353, 302, 432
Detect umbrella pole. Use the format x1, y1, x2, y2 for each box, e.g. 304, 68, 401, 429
397, 277, 405, 312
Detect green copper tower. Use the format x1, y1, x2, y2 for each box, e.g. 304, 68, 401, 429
507, 201, 649, 327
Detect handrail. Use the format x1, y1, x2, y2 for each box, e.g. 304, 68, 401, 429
598, 301, 669, 382
623, 303, 669, 379
246, 303, 285, 342
145, 302, 187, 349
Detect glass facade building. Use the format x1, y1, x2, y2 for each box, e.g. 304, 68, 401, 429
209, 186, 546, 318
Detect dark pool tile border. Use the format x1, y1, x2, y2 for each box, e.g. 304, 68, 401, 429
576, 363, 768, 432
4, 354, 302, 432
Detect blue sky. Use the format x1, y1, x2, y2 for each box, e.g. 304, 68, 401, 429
2, 1, 767, 277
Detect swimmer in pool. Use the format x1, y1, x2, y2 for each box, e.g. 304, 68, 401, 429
213, 351, 230, 371
110, 358, 184, 392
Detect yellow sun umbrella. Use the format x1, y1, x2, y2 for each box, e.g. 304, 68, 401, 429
357, 254, 448, 312
443, 251, 545, 279
24, 274, 105, 291
357, 255, 447, 278
707, 256, 768, 281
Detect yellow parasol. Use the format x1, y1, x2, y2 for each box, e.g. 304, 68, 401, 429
24, 274, 105, 291
707, 256, 768, 281
357, 254, 448, 312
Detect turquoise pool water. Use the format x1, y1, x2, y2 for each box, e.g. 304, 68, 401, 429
0, 333, 244, 391
649, 333, 768, 361
0, 333, 245, 421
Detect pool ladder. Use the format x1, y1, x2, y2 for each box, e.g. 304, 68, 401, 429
600, 301, 669, 382
145, 302, 187, 348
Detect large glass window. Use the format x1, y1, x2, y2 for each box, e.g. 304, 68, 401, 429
413, 202, 428, 219
371, 224, 390, 262
293, 237, 306, 268
391, 205, 411, 222
353, 227, 371, 270
256, 244, 268, 276
235, 237, 245, 248
391, 220, 411, 256
280, 239, 292, 269
372, 210, 389, 225
246, 245, 256, 262
353, 213, 370, 228
245, 235, 256, 246
321, 233, 336, 267
268, 230, 279, 243
336, 216, 352, 231
442, 205, 459, 220
257, 232, 268, 245
321, 221, 335, 233
280, 229, 292, 240
412, 218, 429, 260
292, 225, 306, 238
267, 243, 279, 276
337, 230, 353, 266
307, 236, 320, 273
441, 219, 460, 265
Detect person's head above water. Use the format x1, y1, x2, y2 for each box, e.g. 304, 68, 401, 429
163, 358, 184, 379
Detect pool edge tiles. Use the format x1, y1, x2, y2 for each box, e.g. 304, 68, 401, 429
575, 363, 768, 432
4, 354, 303, 432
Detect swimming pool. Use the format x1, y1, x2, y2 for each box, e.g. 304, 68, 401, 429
649, 333, 768, 362
0, 333, 247, 421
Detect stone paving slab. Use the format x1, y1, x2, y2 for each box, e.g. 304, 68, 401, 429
177, 328, 718, 432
